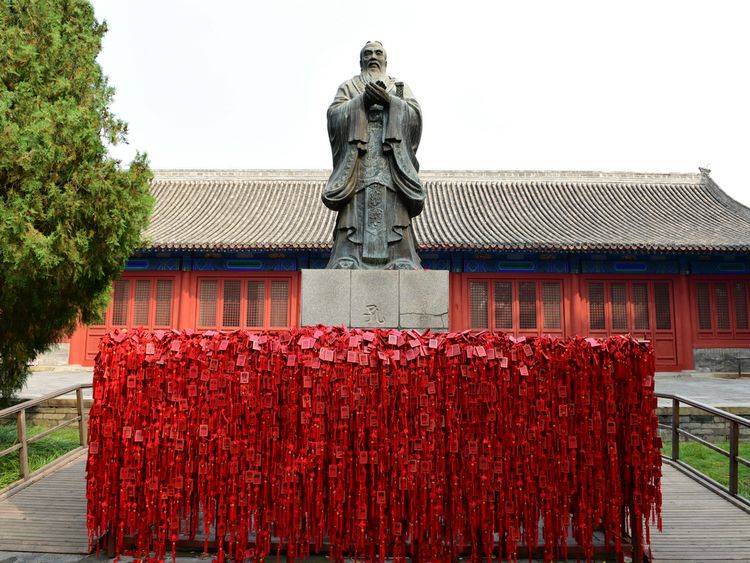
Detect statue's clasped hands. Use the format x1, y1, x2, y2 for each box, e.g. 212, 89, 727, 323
364, 81, 390, 108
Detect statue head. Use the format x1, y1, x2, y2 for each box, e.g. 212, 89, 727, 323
359, 41, 387, 74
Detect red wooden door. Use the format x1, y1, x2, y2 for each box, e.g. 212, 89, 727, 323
465, 277, 565, 338
83, 276, 178, 361
586, 279, 677, 368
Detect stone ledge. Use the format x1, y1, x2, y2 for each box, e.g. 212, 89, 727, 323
301, 269, 449, 330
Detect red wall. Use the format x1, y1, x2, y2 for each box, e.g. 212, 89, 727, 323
449, 272, 694, 371
69, 271, 299, 365
71, 270, 750, 372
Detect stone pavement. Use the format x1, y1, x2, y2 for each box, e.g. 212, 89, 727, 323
17, 366, 93, 400
654, 371, 750, 407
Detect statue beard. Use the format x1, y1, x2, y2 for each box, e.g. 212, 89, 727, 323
362, 66, 386, 83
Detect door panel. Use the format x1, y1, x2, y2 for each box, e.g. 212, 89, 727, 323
586, 279, 677, 368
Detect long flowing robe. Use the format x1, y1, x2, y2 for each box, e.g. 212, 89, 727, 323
322, 73, 425, 269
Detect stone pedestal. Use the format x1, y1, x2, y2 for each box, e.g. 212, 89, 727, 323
300, 269, 449, 330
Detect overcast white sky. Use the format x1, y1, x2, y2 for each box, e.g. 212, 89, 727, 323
91, 0, 750, 207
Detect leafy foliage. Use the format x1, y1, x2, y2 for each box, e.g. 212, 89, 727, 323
0, 0, 153, 397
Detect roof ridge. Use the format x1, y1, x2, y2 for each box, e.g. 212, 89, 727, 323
420, 170, 701, 183
143, 169, 750, 253
152, 169, 330, 181
152, 169, 703, 184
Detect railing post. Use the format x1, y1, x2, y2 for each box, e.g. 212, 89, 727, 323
16, 409, 29, 480
729, 421, 739, 496
76, 387, 88, 447
630, 508, 643, 563
671, 398, 680, 461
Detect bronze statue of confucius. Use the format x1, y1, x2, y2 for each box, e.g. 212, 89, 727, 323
323, 41, 424, 270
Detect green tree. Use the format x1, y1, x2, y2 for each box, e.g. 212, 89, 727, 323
0, 0, 152, 397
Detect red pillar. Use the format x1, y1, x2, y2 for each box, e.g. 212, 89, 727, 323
177, 271, 196, 330
568, 273, 585, 336
449, 273, 464, 332
673, 273, 693, 370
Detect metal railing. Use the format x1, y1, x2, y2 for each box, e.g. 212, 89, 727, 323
655, 392, 750, 509
0, 383, 92, 485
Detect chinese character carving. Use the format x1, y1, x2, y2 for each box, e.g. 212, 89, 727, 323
363, 304, 385, 325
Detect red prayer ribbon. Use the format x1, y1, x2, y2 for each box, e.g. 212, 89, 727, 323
86, 327, 662, 562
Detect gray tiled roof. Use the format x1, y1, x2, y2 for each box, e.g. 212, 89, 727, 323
145, 169, 750, 253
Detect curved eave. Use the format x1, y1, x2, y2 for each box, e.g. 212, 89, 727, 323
144, 243, 333, 252
420, 243, 750, 253
140, 242, 750, 254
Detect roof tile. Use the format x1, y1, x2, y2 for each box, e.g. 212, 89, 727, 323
143, 170, 750, 253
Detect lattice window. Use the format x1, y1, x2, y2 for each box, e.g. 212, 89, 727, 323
246, 281, 265, 327
133, 280, 151, 326
611, 283, 628, 331
696, 283, 712, 331
735, 283, 749, 331
199, 277, 293, 329
112, 280, 130, 326
199, 280, 218, 327
715, 284, 730, 330
654, 283, 672, 330
469, 282, 489, 329
695, 281, 750, 337
468, 278, 564, 333
270, 281, 290, 327
494, 282, 513, 329
542, 282, 561, 330
632, 283, 650, 331
588, 283, 605, 330
222, 280, 241, 327
154, 280, 173, 326
518, 282, 537, 330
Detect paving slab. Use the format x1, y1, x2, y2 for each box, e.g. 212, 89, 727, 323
655, 372, 750, 407
15, 367, 93, 400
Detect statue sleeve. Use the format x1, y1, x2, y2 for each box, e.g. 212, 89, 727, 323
322, 83, 365, 211
386, 83, 422, 155
386, 84, 425, 217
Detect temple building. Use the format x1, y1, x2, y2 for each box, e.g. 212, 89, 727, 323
69, 168, 750, 372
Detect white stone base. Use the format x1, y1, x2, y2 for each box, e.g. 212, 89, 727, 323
300, 269, 449, 330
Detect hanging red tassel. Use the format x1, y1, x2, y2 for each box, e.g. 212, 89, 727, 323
86, 327, 661, 562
